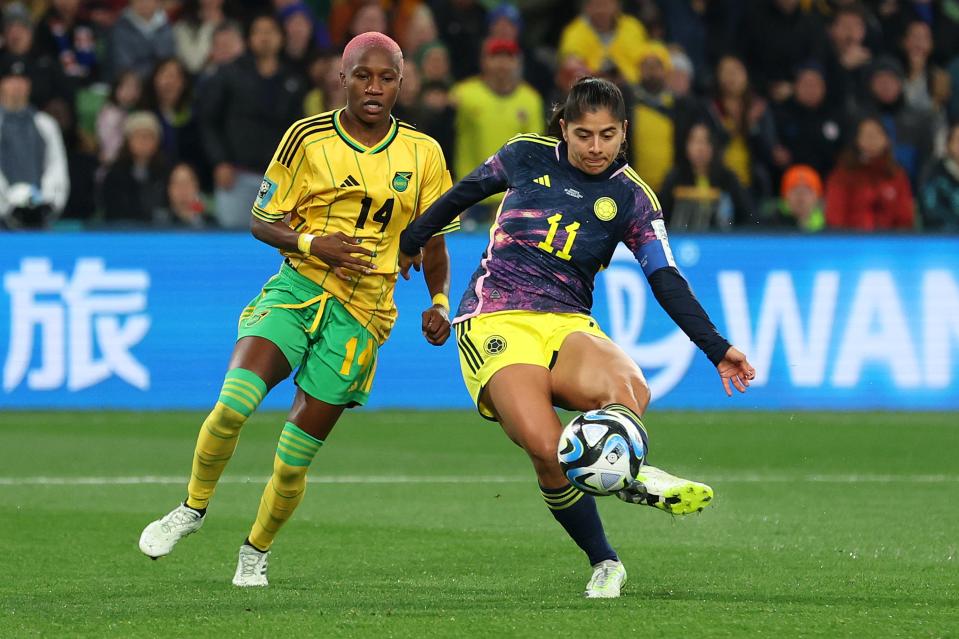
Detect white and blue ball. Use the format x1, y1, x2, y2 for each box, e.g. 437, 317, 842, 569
557, 409, 648, 496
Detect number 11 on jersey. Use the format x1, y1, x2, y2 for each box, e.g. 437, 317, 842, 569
537, 213, 579, 261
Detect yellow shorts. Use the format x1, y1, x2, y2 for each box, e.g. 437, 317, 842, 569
453, 310, 610, 420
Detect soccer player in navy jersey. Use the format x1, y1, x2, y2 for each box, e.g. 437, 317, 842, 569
398, 78, 756, 598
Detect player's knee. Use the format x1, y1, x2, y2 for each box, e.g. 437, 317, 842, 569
216, 369, 269, 419
589, 372, 647, 414
273, 458, 309, 489
212, 403, 246, 427
630, 377, 651, 414
202, 403, 246, 440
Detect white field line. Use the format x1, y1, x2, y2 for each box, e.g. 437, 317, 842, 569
0, 473, 957, 486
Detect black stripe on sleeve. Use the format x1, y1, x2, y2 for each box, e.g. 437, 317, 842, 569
280, 121, 334, 167
277, 115, 331, 162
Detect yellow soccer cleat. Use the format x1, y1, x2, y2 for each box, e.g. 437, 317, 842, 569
616, 465, 714, 515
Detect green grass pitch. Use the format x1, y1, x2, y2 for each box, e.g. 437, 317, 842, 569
1, 410, 957, 638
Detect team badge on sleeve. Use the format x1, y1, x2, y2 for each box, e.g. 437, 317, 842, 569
257, 177, 278, 207
392, 171, 412, 192
593, 197, 618, 221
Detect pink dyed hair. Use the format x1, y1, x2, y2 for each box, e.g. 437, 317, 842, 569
341, 32, 404, 72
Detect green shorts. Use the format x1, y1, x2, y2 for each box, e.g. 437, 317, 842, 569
237, 263, 378, 406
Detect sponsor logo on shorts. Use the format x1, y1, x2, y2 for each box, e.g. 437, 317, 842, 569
244, 309, 270, 327
484, 335, 507, 355
392, 171, 412, 192
593, 197, 617, 221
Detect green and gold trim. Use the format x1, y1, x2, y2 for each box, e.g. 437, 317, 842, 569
276, 422, 323, 466
217, 369, 267, 417
252, 205, 284, 223
333, 109, 399, 154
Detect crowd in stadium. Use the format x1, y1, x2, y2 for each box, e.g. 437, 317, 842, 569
1, 0, 959, 232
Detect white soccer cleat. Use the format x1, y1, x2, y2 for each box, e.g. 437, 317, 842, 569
232, 544, 270, 587
584, 559, 627, 598
617, 465, 714, 515
138, 503, 204, 559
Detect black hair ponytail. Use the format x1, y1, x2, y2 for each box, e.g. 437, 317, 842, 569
547, 105, 566, 138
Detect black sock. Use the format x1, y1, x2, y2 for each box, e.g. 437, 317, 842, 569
541, 484, 617, 565
243, 537, 269, 553
183, 501, 206, 517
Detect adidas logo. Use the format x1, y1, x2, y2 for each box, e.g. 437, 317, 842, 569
339, 175, 360, 188
533, 175, 551, 187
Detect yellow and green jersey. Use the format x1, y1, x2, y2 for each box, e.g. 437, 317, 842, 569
451, 77, 544, 204
252, 108, 456, 343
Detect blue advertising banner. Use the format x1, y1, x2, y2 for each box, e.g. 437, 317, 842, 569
1, 233, 957, 410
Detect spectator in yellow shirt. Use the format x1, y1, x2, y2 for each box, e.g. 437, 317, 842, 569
558, 0, 648, 84
451, 37, 544, 225
630, 42, 705, 191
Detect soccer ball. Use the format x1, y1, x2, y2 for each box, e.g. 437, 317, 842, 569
557, 409, 648, 496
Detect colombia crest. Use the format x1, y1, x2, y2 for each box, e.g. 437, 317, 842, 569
593, 197, 617, 221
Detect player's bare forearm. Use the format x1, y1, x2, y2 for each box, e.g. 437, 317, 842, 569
422, 235, 451, 299
420, 235, 452, 346
250, 217, 301, 253
250, 217, 375, 280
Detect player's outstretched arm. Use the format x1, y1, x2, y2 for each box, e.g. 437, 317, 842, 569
626, 188, 756, 396
250, 218, 375, 281
399, 154, 511, 270
646, 266, 755, 396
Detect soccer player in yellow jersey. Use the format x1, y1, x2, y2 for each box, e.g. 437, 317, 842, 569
139, 32, 457, 587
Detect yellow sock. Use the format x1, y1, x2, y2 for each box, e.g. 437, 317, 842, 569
248, 422, 323, 551
185, 369, 267, 510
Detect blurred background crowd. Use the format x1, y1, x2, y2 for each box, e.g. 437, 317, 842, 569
2, 0, 959, 233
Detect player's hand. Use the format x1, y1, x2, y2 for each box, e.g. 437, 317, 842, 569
716, 346, 755, 397
398, 249, 423, 281
421, 304, 450, 346
310, 232, 376, 281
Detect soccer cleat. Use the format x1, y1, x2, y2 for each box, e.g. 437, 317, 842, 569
584, 559, 627, 598
232, 544, 270, 587
138, 503, 204, 559
616, 465, 714, 515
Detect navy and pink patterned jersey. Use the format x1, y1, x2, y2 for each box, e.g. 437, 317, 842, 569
453, 135, 676, 322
